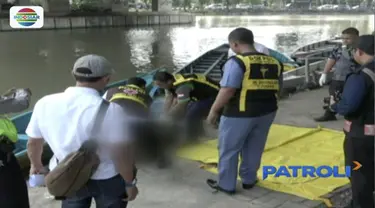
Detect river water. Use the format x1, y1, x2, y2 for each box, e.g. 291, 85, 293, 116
0, 15, 373, 105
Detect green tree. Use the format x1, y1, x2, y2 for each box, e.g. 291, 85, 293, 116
213, 0, 222, 4
183, 0, 192, 10
198, 0, 209, 8
245, 0, 262, 4
172, 0, 181, 7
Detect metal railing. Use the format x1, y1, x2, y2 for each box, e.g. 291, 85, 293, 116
303, 52, 329, 83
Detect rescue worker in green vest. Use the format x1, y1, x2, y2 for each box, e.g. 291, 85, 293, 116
205, 28, 283, 194
104, 77, 172, 168
329, 35, 375, 208
315, 27, 359, 122
0, 88, 31, 208
152, 71, 220, 140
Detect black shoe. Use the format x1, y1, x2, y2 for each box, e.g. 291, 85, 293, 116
242, 180, 258, 190
206, 179, 235, 195
314, 112, 337, 122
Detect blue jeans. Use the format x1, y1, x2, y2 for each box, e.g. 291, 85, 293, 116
218, 111, 277, 191
62, 175, 128, 208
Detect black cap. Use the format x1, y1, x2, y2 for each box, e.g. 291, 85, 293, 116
357, 34, 374, 56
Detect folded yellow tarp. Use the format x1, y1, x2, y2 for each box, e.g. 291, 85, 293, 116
177, 124, 349, 201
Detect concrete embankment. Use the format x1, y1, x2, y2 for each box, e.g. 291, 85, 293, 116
192, 10, 374, 16
0, 12, 195, 31
28, 87, 350, 208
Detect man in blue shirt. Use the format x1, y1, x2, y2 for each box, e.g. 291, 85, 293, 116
329, 34, 375, 208
205, 28, 283, 194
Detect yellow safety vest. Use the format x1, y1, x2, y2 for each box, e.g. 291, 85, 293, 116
0, 116, 18, 143
223, 53, 283, 117
173, 74, 220, 91
109, 84, 148, 108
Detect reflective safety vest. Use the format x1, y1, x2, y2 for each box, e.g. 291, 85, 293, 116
0, 116, 18, 143
343, 63, 375, 137
173, 74, 220, 90
109, 84, 148, 108
172, 73, 220, 101
222, 53, 283, 118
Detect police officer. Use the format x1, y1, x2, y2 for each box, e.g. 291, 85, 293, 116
329, 35, 374, 208
0, 88, 31, 208
315, 27, 359, 122
153, 71, 219, 140
206, 27, 283, 194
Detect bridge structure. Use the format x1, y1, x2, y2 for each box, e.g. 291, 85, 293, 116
7, 0, 172, 13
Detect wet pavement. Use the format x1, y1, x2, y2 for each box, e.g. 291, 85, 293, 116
28, 86, 349, 208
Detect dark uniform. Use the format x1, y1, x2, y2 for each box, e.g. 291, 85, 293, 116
208, 52, 283, 193
0, 88, 31, 208
330, 36, 375, 208
168, 73, 219, 139
317, 45, 358, 121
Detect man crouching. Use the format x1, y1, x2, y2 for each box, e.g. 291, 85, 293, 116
104, 77, 172, 168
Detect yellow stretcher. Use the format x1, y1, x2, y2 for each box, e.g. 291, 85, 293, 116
177, 124, 349, 204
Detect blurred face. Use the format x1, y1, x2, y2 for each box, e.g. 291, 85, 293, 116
341, 34, 357, 46
229, 40, 241, 54
353, 49, 365, 65
153, 80, 173, 89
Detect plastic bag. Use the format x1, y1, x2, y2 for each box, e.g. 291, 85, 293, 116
28, 174, 45, 187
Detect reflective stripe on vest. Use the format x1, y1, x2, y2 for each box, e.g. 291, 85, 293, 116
173, 74, 220, 90
362, 68, 375, 83
343, 67, 375, 136
235, 54, 282, 112
344, 120, 375, 136
362, 67, 375, 136
333, 48, 354, 81
0, 116, 18, 143
109, 85, 147, 108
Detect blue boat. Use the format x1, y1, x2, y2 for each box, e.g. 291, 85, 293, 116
11, 69, 163, 169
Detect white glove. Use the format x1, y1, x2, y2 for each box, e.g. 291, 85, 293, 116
28, 174, 45, 187
319, 73, 327, 86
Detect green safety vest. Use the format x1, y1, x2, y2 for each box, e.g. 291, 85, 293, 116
0, 116, 18, 143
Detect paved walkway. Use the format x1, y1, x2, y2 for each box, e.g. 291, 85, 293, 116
28, 87, 349, 208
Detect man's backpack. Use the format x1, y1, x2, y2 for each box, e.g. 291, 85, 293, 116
44, 100, 109, 197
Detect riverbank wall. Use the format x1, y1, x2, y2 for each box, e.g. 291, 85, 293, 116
0, 12, 195, 31
192, 10, 374, 16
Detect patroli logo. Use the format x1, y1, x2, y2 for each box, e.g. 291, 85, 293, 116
262, 161, 362, 180
9, 6, 44, 29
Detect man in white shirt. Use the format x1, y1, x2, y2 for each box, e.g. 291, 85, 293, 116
228, 42, 270, 57
26, 54, 138, 207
